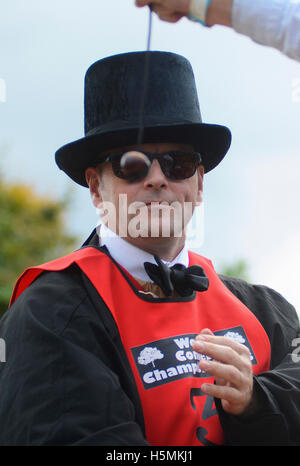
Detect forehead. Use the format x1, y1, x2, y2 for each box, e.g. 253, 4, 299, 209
101, 142, 194, 156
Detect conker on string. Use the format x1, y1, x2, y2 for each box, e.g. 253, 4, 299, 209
120, 151, 151, 182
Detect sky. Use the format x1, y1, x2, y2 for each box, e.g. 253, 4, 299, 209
1, 1, 300, 312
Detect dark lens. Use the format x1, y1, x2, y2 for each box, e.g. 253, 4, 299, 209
162, 152, 199, 180
112, 152, 150, 182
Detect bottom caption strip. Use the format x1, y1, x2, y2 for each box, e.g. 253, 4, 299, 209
104, 448, 196, 463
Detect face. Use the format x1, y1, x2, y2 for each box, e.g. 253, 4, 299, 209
85, 142, 204, 252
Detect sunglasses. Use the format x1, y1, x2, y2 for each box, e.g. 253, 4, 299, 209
103, 150, 202, 182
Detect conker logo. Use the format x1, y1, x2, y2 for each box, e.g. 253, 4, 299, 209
131, 326, 256, 390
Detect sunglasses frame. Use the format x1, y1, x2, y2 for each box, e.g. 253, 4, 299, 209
103, 150, 202, 182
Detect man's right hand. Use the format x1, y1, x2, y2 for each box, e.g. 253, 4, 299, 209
135, 0, 191, 23
135, 0, 233, 27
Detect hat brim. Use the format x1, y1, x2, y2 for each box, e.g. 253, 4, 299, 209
55, 122, 231, 187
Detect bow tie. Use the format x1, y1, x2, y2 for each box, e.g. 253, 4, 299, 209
144, 255, 209, 297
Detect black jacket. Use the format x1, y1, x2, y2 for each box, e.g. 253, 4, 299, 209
0, 231, 299, 446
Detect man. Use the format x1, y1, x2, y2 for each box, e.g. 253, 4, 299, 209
0, 51, 299, 446
135, 0, 300, 62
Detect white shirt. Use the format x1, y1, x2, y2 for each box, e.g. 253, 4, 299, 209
232, 0, 300, 62
97, 224, 189, 282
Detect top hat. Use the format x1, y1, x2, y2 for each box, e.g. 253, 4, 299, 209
55, 51, 231, 187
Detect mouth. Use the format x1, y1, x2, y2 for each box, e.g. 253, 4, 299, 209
144, 200, 173, 206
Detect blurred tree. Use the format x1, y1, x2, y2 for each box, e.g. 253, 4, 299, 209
220, 259, 250, 282
0, 175, 78, 317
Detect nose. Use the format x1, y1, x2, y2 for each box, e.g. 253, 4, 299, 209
143, 158, 168, 190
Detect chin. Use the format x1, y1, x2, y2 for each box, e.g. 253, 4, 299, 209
127, 223, 186, 240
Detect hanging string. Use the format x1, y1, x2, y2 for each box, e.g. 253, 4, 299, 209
120, 6, 153, 173
137, 5, 153, 149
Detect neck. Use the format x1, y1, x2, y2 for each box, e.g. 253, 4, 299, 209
124, 235, 186, 262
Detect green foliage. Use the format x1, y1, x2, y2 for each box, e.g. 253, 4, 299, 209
0, 176, 78, 317
220, 259, 250, 282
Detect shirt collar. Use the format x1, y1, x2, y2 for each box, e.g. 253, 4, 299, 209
97, 224, 189, 282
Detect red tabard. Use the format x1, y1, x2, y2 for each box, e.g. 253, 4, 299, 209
10, 247, 271, 446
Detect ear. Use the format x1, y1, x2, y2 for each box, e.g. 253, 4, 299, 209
85, 167, 103, 208
196, 165, 204, 206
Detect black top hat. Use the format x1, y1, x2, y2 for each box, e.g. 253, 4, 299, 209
55, 51, 231, 187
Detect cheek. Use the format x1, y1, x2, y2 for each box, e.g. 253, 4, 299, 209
98, 167, 123, 204
178, 178, 200, 204
192, 173, 203, 204
100, 179, 139, 213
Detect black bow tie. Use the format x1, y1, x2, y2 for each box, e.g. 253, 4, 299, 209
144, 255, 209, 297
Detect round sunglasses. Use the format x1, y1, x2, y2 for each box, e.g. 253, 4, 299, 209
103, 150, 202, 183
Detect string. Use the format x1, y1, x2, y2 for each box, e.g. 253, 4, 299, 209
137, 5, 153, 149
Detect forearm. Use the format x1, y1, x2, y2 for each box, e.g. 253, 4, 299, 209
231, 0, 300, 61
207, 0, 300, 62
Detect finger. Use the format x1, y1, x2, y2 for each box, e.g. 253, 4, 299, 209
201, 382, 239, 401
195, 329, 213, 347
201, 381, 253, 415
194, 339, 252, 373
199, 358, 244, 388
214, 376, 227, 386
158, 12, 184, 22
135, 0, 155, 6
196, 334, 252, 360
199, 328, 214, 336
151, 5, 183, 21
